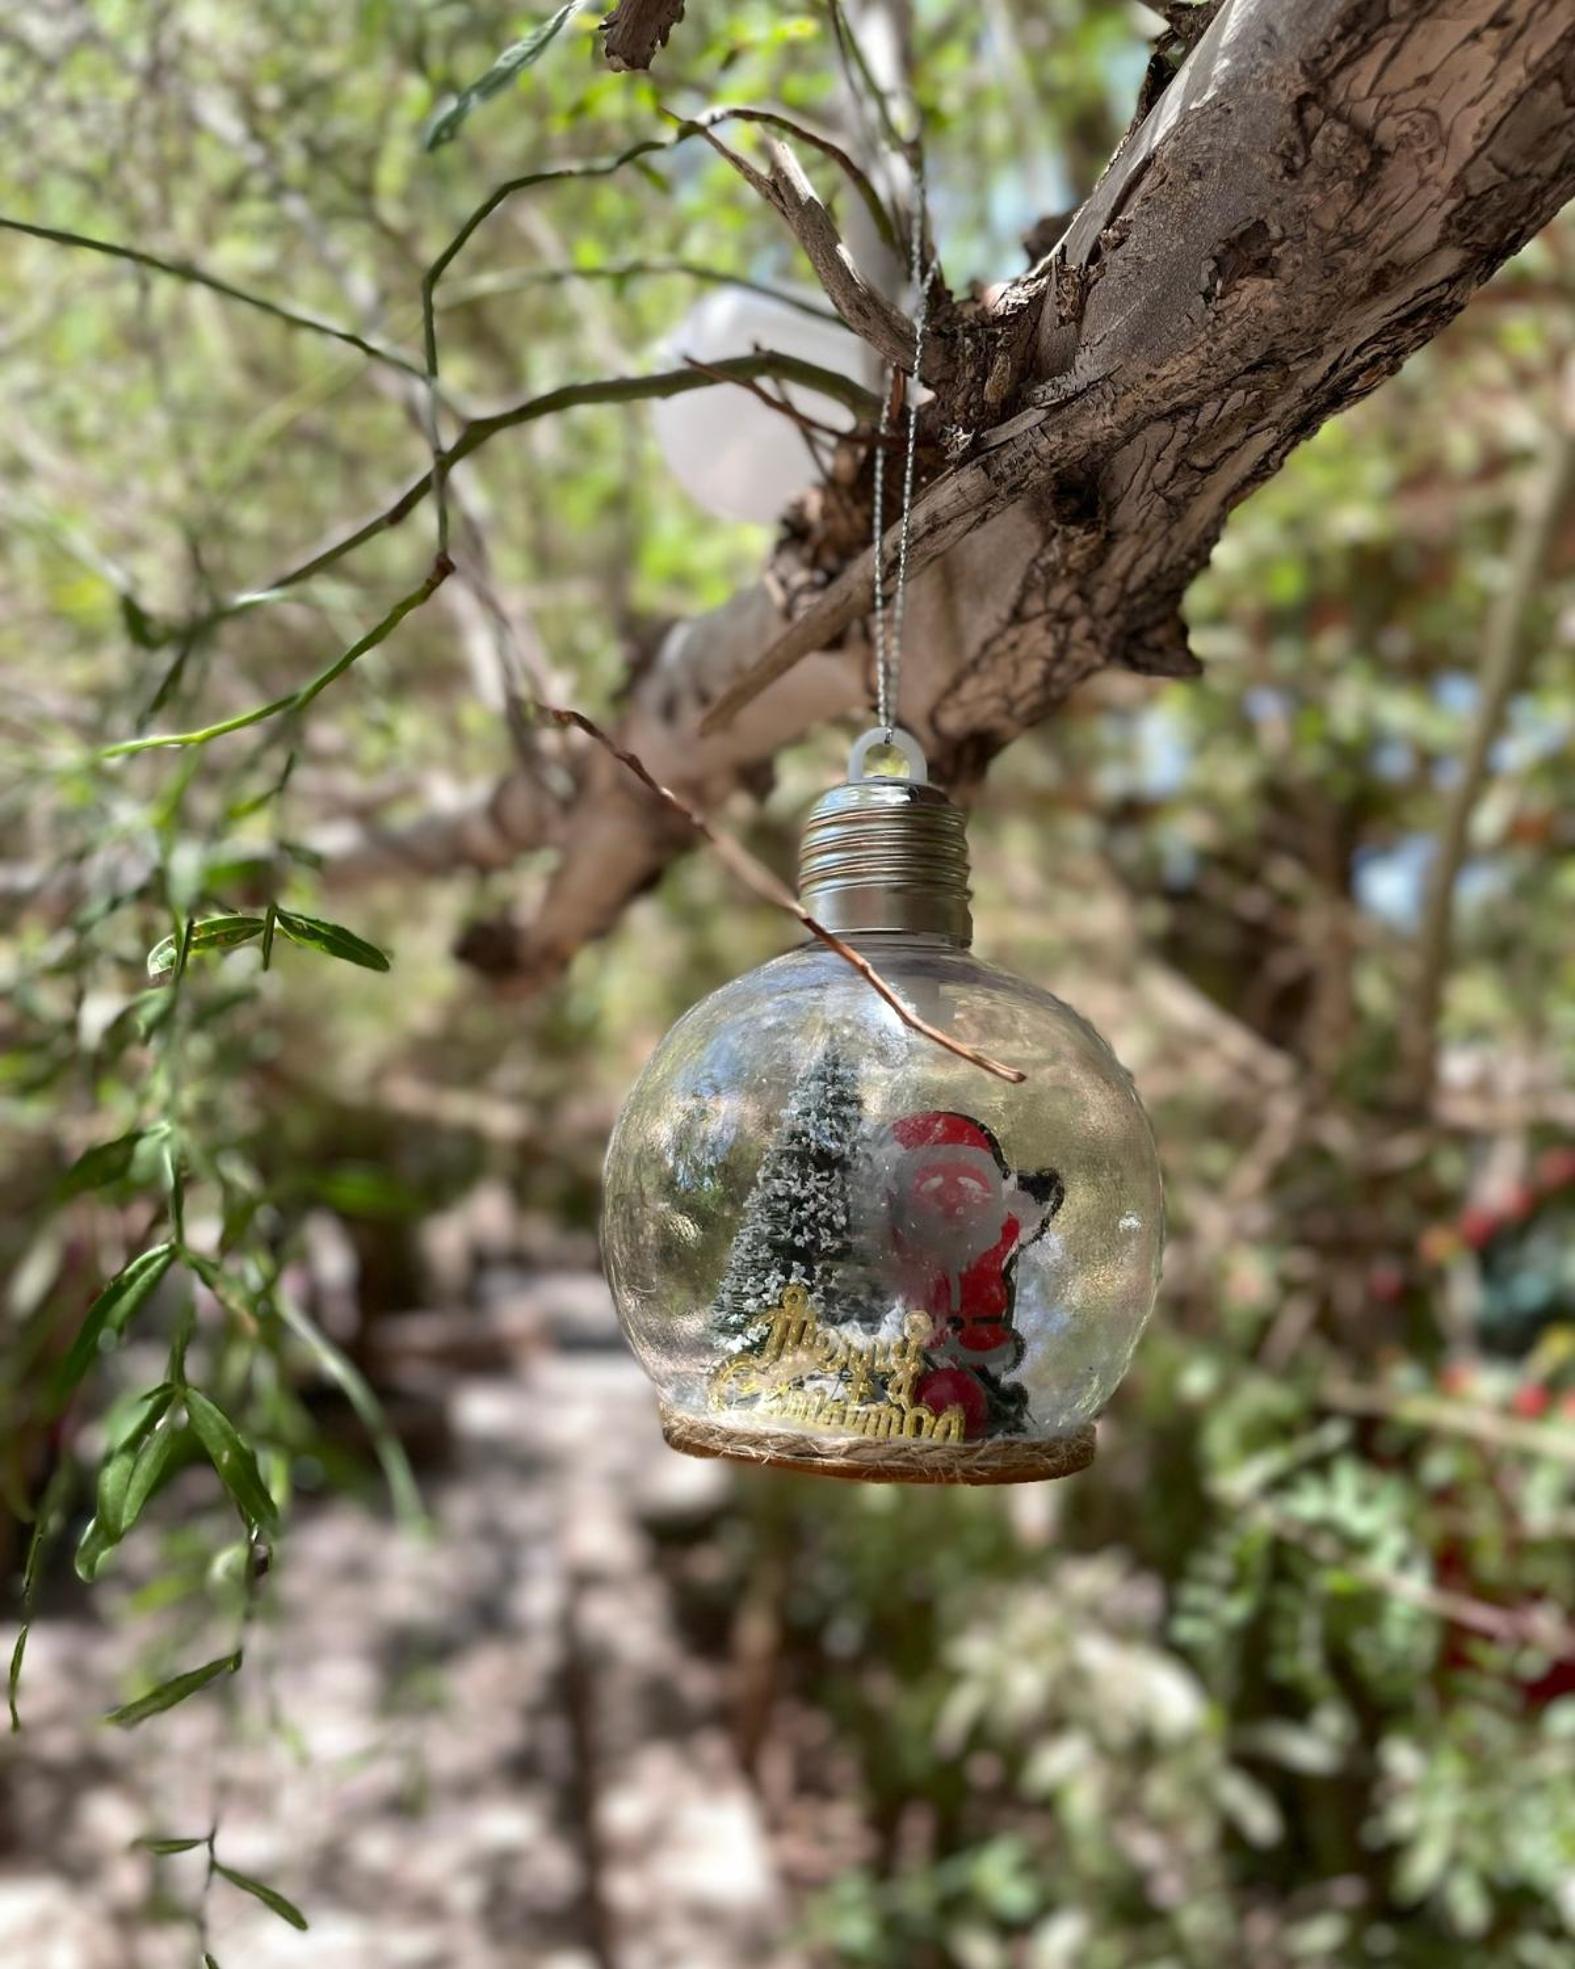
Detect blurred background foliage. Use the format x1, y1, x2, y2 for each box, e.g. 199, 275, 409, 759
2, 2, 1573, 1966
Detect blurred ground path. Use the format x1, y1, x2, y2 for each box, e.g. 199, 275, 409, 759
0, 1273, 806, 1969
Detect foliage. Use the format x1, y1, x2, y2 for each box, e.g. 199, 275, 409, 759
1, 0, 1572, 1963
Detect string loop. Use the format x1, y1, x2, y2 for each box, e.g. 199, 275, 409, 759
871, 147, 934, 745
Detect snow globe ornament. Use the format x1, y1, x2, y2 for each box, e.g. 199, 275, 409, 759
602, 729, 1163, 1483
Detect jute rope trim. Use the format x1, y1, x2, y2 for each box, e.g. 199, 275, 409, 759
660, 1404, 1096, 1486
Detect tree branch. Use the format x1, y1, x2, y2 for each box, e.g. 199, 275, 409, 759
693, 120, 922, 373
172, 353, 880, 633
707, 0, 1575, 742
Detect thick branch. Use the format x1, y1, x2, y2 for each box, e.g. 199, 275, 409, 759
437, 0, 1575, 981
711, 0, 1575, 741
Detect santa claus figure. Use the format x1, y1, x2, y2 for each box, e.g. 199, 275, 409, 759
873, 1110, 1064, 1438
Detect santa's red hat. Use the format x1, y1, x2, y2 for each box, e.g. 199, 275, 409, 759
889, 1111, 1002, 1160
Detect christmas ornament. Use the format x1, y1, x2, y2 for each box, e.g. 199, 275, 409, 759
601, 729, 1164, 1483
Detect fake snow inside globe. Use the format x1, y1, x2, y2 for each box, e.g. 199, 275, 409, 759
602, 729, 1163, 1484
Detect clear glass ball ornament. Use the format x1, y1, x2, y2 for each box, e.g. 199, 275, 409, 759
602, 735, 1163, 1483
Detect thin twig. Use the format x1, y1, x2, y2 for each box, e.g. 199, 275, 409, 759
438, 260, 844, 323
824, 0, 913, 161
541, 704, 1026, 1083
1246, 1496, 1575, 1657
685, 104, 900, 253
680, 355, 875, 444
0, 214, 432, 385
1322, 1378, 1575, 1470
1404, 413, 1575, 1103
99, 556, 453, 757
411, 105, 893, 560
687, 118, 921, 375
152, 354, 878, 644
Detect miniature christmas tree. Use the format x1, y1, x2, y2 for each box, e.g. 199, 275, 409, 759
711, 1040, 866, 1340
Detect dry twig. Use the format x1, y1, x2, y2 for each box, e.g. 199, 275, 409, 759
540, 704, 1026, 1083
690, 119, 921, 375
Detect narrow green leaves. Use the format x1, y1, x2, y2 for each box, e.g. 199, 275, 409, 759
135, 1834, 207, 1855
147, 914, 267, 980
143, 909, 389, 976
7, 1634, 25, 1733
214, 1863, 309, 1931
58, 1125, 168, 1199
425, 2, 584, 150
9, 1461, 74, 1730
276, 1293, 423, 1530
75, 1387, 178, 1581
106, 1650, 241, 1728
272, 908, 390, 971
185, 1389, 279, 1534
51, 1244, 177, 1405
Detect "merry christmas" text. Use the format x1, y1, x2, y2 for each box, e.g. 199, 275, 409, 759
708, 1285, 964, 1441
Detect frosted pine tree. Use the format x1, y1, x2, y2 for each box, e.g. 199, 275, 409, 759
711, 1041, 865, 1343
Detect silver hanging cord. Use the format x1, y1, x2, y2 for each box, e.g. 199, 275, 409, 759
872, 147, 935, 741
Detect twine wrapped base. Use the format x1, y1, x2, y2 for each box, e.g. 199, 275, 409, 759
659, 1403, 1096, 1485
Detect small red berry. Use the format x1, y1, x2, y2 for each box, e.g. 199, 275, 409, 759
1368, 1260, 1407, 1304
1510, 1384, 1551, 1420
1534, 1146, 1575, 1194
1458, 1205, 1499, 1251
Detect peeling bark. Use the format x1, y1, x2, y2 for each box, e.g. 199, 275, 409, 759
457, 0, 1575, 982
599, 0, 688, 73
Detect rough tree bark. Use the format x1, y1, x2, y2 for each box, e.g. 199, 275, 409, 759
375, 0, 1575, 988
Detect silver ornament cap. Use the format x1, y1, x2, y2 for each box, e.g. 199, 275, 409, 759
797, 728, 972, 945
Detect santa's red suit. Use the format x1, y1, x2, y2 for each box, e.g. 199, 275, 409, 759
877, 1111, 1058, 1437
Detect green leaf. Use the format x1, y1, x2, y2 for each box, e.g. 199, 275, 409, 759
8, 1629, 29, 1732
58, 1126, 162, 1199
184, 1388, 280, 1534
214, 1863, 309, 1932
273, 908, 390, 972
424, 2, 584, 150
205, 1957, 222, 1969
122, 1417, 188, 1528
275, 1293, 424, 1531
51, 1244, 178, 1406
147, 914, 268, 980
75, 1388, 178, 1582
135, 1834, 208, 1854
106, 1650, 241, 1728
9, 1462, 74, 1730
120, 590, 163, 650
